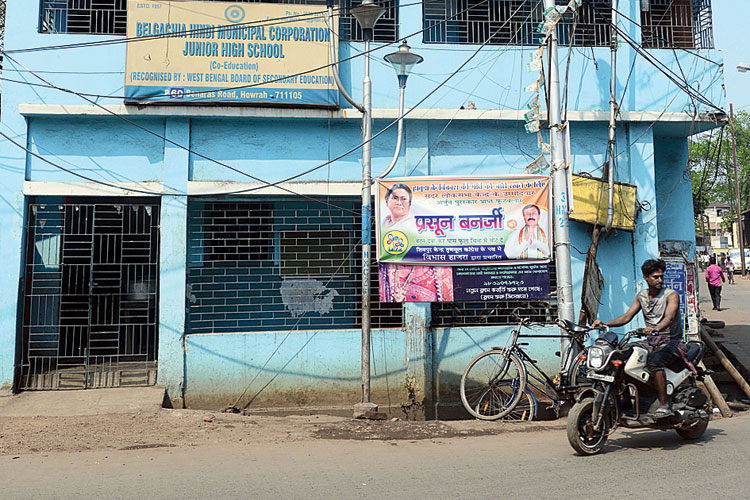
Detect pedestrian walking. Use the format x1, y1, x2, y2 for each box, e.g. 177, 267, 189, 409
705, 256, 725, 311
725, 255, 735, 284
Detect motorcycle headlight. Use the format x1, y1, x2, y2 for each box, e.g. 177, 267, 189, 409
588, 346, 605, 369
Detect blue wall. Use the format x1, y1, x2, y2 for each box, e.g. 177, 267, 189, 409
0, 1, 722, 411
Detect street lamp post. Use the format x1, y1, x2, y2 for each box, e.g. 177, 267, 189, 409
350, 0, 386, 416
379, 41, 423, 178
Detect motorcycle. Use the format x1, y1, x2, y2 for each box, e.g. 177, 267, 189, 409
567, 328, 712, 455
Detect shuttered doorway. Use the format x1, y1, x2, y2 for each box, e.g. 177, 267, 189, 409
18, 197, 160, 390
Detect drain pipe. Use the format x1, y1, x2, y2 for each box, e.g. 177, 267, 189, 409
605, 0, 617, 231
327, 3, 365, 113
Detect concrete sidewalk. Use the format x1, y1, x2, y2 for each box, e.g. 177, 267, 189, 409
0, 386, 166, 417
699, 271, 750, 384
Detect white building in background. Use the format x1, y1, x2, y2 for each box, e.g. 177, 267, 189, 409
703, 203, 734, 249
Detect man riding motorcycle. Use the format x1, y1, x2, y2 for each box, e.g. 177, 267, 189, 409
592, 259, 692, 418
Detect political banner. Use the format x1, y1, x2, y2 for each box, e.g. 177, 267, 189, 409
378, 263, 551, 303
125, 0, 337, 106
375, 176, 551, 265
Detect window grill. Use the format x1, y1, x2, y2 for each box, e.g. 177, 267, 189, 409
423, 0, 611, 46
39, 0, 398, 42
430, 263, 557, 327
40, 0, 127, 35
186, 197, 403, 334
19, 197, 160, 390
641, 0, 714, 49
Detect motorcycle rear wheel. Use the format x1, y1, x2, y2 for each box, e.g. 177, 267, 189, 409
567, 397, 609, 455
676, 418, 709, 440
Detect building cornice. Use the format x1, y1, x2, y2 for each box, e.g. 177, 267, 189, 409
18, 104, 727, 124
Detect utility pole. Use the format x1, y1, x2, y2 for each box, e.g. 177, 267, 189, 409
605, 0, 617, 232
543, 0, 575, 364
350, 0, 385, 417
730, 103, 746, 276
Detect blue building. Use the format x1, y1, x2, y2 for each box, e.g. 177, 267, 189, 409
0, 0, 723, 416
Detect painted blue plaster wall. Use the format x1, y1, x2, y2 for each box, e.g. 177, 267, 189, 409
27, 117, 166, 182
655, 136, 696, 258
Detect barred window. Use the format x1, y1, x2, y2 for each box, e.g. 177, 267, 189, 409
641, 0, 714, 49
430, 263, 557, 326
40, 0, 127, 35
423, 0, 611, 46
39, 0, 398, 42
186, 197, 403, 334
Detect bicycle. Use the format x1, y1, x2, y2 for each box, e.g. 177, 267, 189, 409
460, 315, 599, 420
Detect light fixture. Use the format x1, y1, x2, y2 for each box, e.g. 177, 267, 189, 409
738, 62, 750, 73
384, 40, 423, 88
350, 0, 386, 41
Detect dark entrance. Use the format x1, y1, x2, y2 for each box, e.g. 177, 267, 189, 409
18, 197, 160, 390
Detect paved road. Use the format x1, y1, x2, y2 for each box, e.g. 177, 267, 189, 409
2, 414, 749, 500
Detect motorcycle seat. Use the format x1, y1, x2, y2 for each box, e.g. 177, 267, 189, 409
685, 341, 704, 363
561, 319, 589, 334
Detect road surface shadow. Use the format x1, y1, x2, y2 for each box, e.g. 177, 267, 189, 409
603, 425, 723, 453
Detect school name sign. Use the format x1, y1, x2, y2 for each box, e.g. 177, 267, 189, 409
125, 0, 338, 106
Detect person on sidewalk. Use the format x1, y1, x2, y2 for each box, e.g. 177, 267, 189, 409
705, 256, 725, 311
725, 255, 735, 284
593, 259, 685, 418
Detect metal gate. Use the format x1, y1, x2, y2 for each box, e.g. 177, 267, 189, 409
18, 198, 160, 390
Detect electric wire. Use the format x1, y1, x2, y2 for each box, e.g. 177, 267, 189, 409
9, 2, 422, 54
406, 0, 542, 176
1, 0, 519, 205
6, 1, 484, 102
612, 25, 723, 113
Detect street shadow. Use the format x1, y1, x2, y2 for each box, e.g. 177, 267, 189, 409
600, 425, 723, 454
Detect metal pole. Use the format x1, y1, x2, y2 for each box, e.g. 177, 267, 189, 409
360, 38, 375, 409
730, 103, 746, 276
605, 0, 617, 231
543, 0, 575, 365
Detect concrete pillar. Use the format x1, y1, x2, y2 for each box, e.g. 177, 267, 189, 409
157, 118, 190, 406
402, 302, 434, 418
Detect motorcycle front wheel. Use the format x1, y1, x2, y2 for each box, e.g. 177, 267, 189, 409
567, 397, 609, 455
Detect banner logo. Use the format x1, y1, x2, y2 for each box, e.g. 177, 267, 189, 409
384, 231, 408, 255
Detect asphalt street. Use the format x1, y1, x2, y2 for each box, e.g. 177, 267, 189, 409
2, 413, 748, 500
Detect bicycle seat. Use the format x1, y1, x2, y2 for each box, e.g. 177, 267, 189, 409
561, 319, 589, 334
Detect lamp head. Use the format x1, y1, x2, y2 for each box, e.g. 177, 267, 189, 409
738, 62, 750, 73
350, 0, 386, 41
384, 40, 423, 88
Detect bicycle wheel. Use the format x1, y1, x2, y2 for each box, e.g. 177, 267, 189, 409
506, 390, 537, 421
460, 350, 527, 420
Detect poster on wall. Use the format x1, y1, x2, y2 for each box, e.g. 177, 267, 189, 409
375, 175, 552, 265
125, 0, 337, 106
662, 257, 699, 338
378, 263, 551, 303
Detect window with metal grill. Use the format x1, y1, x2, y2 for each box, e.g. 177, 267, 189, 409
641, 0, 714, 49
40, 0, 127, 34
39, 0, 398, 42
186, 197, 403, 334
430, 263, 557, 326
423, 0, 611, 46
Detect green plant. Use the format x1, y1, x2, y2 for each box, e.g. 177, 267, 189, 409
400, 375, 424, 420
